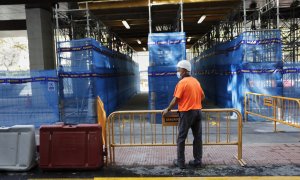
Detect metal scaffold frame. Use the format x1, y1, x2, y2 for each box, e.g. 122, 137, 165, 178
148, 0, 184, 33
53, 2, 135, 60
280, 1, 300, 63
190, 0, 299, 62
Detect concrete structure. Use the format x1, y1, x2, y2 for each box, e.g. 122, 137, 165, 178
25, 5, 55, 70
0, 1, 74, 70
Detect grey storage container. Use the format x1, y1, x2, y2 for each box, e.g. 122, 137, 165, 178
0, 125, 36, 171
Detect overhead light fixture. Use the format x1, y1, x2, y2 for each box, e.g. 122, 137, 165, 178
187, 37, 191, 42
137, 39, 142, 44
122, 20, 130, 29
143, 47, 146, 51
197, 15, 206, 24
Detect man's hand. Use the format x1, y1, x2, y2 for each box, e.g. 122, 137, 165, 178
162, 97, 178, 117
162, 108, 169, 117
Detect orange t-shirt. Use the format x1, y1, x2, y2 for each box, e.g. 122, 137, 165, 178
174, 76, 204, 112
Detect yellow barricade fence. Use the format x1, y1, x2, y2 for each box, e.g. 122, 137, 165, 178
244, 92, 300, 131
107, 109, 245, 166
96, 96, 108, 165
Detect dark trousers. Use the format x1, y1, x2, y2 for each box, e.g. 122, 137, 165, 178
177, 110, 202, 164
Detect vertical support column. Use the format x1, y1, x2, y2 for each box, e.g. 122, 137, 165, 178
26, 4, 55, 70
67, 2, 80, 40
86, 2, 90, 37
258, 10, 261, 29
54, 4, 60, 68
55, 4, 59, 38
148, 0, 152, 34
243, 0, 247, 31
180, 0, 184, 32
273, 98, 277, 132
276, 0, 280, 29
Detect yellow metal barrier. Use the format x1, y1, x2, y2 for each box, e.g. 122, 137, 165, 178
96, 96, 108, 165
244, 92, 300, 131
107, 109, 245, 166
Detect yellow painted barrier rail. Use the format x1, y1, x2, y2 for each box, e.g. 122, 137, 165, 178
106, 109, 245, 166
97, 96, 108, 165
244, 92, 300, 131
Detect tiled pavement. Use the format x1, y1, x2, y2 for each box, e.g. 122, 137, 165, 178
113, 143, 300, 166
114, 93, 300, 167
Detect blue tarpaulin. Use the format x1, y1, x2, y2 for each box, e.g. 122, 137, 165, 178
0, 70, 59, 127
58, 38, 139, 124
191, 30, 283, 117
148, 32, 186, 123
148, 32, 186, 66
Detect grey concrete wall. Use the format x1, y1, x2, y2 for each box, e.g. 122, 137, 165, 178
26, 8, 55, 70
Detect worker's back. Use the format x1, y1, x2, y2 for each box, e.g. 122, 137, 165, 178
174, 76, 204, 111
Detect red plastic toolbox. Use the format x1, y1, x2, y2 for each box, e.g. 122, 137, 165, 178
39, 124, 103, 169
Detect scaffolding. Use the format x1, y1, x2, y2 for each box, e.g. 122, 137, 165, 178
190, 0, 299, 62
53, 3, 140, 123
53, 3, 135, 61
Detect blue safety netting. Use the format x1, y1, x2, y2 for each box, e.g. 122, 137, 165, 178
192, 56, 217, 104
148, 66, 179, 122
0, 70, 59, 127
242, 62, 283, 95
191, 30, 283, 118
58, 38, 139, 124
283, 63, 300, 98
148, 32, 186, 123
58, 39, 98, 124
148, 32, 186, 66
94, 46, 139, 115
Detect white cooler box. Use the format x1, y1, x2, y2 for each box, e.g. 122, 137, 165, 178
0, 125, 37, 171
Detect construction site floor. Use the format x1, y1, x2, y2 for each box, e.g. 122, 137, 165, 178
1, 93, 300, 179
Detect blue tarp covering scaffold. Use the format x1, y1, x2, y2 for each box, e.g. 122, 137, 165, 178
283, 63, 300, 98
58, 38, 139, 124
148, 32, 186, 123
148, 66, 178, 123
0, 70, 59, 127
148, 32, 186, 66
191, 30, 283, 117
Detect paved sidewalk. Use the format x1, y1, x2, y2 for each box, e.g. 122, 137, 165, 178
114, 93, 300, 167
113, 143, 300, 166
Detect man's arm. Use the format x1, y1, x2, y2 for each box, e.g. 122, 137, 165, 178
201, 91, 205, 101
162, 96, 178, 117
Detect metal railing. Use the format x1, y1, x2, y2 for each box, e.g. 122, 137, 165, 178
96, 96, 108, 165
107, 109, 245, 166
244, 92, 300, 131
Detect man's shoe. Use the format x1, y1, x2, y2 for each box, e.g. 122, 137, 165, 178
188, 160, 202, 168
173, 159, 185, 169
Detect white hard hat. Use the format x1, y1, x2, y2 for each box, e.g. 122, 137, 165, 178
177, 60, 191, 72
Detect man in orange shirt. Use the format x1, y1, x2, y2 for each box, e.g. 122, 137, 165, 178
163, 60, 205, 169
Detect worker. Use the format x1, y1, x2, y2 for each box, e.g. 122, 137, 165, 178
162, 60, 205, 169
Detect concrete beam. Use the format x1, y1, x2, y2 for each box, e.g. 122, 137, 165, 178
0, 30, 27, 37
0, 0, 87, 5
0, 20, 26, 31
79, 0, 239, 10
